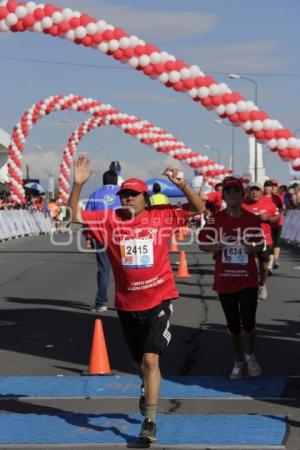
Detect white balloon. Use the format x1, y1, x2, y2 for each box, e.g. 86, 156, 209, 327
96, 20, 107, 32
292, 158, 300, 166
75, 26, 87, 39
150, 52, 161, 64
179, 68, 191, 80
160, 51, 170, 63
266, 139, 277, 149
26, 2, 37, 14
252, 120, 263, 132
62, 8, 73, 21
86, 23, 97, 35
236, 100, 246, 112
168, 71, 180, 83
159, 73, 168, 84
277, 138, 288, 150
41, 17, 53, 29
139, 55, 150, 67
197, 87, 209, 99
15, 6, 27, 18
129, 35, 139, 46
245, 101, 255, 112
288, 137, 297, 148
106, 24, 114, 31
128, 56, 139, 68
6, 13, 18, 26
243, 121, 253, 131
98, 42, 109, 53
209, 84, 220, 96
215, 104, 226, 115
52, 12, 63, 24
225, 103, 237, 115
119, 37, 130, 49
189, 65, 204, 77
218, 83, 230, 95
187, 88, 197, 98
0, 20, 9, 31
66, 30, 75, 41
262, 119, 272, 129
33, 22, 42, 32
108, 39, 119, 51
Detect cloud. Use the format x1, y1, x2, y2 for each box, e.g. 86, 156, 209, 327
23, 151, 60, 182
177, 40, 284, 73
62, 0, 219, 41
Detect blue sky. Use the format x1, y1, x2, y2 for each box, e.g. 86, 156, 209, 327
0, 0, 300, 194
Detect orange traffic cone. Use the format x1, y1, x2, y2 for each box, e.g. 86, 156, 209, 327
176, 250, 191, 278
88, 319, 111, 375
177, 227, 185, 241
169, 233, 179, 253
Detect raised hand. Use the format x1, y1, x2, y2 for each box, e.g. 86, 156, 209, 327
162, 166, 186, 189
74, 156, 94, 185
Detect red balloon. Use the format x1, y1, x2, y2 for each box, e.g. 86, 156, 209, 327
175, 60, 187, 71
144, 43, 156, 55
212, 96, 223, 106
183, 78, 194, 89
194, 76, 205, 87
59, 21, 71, 33
264, 130, 274, 140
23, 15, 35, 28
92, 32, 103, 45
7, 1, 17, 13
231, 92, 244, 103
113, 27, 126, 40
123, 47, 134, 58
249, 111, 260, 121
164, 60, 176, 72
239, 112, 250, 122
202, 76, 216, 87
288, 148, 299, 159
254, 130, 265, 140
228, 113, 240, 123
49, 25, 59, 36
222, 93, 233, 104
153, 64, 165, 75
83, 36, 93, 47
44, 3, 56, 16
80, 13, 92, 26
103, 29, 114, 41
278, 149, 289, 159
256, 111, 268, 120
201, 97, 213, 107
173, 80, 184, 91
143, 64, 154, 75
0, 6, 8, 19
15, 21, 25, 32
70, 17, 80, 28
134, 45, 145, 56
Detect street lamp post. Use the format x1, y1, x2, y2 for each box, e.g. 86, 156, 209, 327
214, 119, 235, 171
204, 144, 221, 164
229, 73, 258, 181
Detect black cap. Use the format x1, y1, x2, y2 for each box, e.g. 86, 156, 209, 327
109, 161, 121, 172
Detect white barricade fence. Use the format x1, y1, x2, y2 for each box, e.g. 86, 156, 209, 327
281, 209, 300, 243
0, 210, 55, 241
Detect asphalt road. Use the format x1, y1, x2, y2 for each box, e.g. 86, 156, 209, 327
0, 232, 299, 449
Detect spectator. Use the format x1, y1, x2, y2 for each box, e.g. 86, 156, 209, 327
149, 182, 169, 206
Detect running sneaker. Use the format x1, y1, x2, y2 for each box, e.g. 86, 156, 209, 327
258, 284, 268, 301
139, 384, 146, 416
139, 418, 157, 443
245, 354, 262, 377
273, 262, 280, 269
90, 305, 108, 312
230, 362, 247, 380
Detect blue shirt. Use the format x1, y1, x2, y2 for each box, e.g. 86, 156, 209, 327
85, 185, 121, 211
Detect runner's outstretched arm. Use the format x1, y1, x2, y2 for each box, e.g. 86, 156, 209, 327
67, 156, 94, 222
163, 167, 205, 214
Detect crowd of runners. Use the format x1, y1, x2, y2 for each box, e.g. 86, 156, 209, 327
67, 156, 297, 443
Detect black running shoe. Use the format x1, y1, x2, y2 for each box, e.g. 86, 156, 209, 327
139, 384, 146, 416
139, 418, 157, 443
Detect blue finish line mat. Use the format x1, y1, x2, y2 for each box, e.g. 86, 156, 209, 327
0, 413, 286, 446
0, 375, 285, 399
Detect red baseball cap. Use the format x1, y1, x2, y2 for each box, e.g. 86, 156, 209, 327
222, 176, 244, 194
271, 179, 278, 186
117, 178, 148, 195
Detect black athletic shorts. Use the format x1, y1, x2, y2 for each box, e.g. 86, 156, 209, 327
218, 287, 258, 336
257, 245, 272, 263
271, 226, 282, 248
117, 300, 173, 363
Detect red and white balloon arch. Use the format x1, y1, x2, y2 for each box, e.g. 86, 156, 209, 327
1, 0, 300, 170
8, 94, 231, 203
